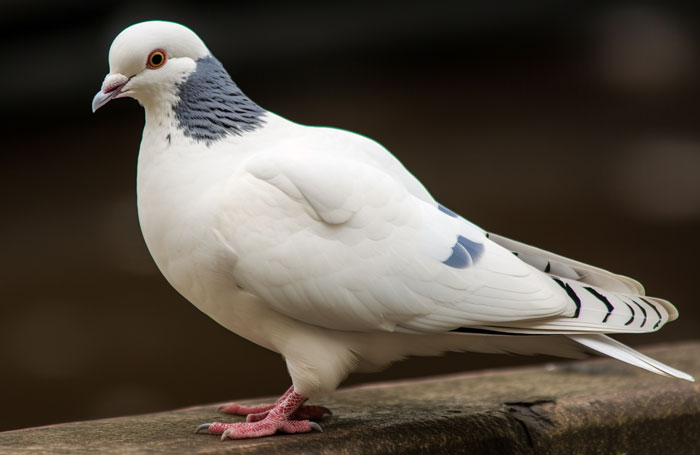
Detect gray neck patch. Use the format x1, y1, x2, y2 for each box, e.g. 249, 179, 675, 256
173, 56, 265, 144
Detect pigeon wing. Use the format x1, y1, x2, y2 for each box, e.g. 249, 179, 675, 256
230, 147, 573, 333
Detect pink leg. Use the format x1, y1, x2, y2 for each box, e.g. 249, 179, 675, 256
196, 386, 325, 439
218, 385, 330, 422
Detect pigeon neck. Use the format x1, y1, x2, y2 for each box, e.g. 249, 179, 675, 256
171, 56, 266, 145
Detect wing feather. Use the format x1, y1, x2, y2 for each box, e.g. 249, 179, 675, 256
225, 126, 678, 341
230, 142, 573, 333
487, 232, 645, 295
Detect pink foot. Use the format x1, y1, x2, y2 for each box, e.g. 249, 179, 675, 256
196, 386, 325, 440
246, 404, 330, 422
217, 386, 330, 422
217, 402, 275, 416
203, 418, 322, 440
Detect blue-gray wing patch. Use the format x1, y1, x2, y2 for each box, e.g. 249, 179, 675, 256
443, 235, 484, 268
438, 204, 459, 218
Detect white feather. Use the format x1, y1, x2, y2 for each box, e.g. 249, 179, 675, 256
568, 334, 694, 381
488, 233, 646, 296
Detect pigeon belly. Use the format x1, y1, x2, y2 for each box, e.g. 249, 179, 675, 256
133, 123, 362, 392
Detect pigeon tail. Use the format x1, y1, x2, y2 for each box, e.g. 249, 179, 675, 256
568, 334, 695, 382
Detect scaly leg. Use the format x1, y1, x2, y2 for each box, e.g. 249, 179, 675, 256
217, 385, 330, 422
196, 386, 325, 439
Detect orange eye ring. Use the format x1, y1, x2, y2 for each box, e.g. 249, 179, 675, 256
146, 49, 167, 69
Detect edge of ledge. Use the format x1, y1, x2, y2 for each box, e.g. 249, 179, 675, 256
1, 341, 699, 455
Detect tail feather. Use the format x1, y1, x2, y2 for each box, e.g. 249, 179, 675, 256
472, 232, 691, 382
568, 334, 695, 382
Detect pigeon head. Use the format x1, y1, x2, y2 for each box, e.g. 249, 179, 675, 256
92, 21, 210, 112
93, 21, 266, 143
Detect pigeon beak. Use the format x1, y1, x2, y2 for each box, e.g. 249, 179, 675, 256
92, 73, 130, 113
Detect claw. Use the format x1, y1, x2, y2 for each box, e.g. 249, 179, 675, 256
309, 422, 324, 433
195, 423, 212, 434
222, 428, 233, 441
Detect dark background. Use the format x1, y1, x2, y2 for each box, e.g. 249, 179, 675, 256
1, 0, 699, 432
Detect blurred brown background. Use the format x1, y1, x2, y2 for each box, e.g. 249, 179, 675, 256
1, 0, 699, 432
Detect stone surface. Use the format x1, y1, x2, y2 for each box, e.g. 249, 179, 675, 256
1, 341, 699, 455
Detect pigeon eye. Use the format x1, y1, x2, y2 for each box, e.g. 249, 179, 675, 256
147, 49, 167, 69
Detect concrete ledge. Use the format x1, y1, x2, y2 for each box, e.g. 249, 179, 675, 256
2, 341, 699, 454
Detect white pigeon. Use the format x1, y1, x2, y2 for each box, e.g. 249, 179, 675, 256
93, 21, 694, 440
